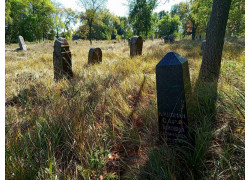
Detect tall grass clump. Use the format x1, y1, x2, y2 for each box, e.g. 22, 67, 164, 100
6, 39, 244, 179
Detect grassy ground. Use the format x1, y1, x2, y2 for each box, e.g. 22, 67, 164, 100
5, 38, 245, 179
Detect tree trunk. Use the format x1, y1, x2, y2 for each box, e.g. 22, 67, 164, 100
192, 26, 196, 40
89, 19, 93, 45
199, 0, 232, 82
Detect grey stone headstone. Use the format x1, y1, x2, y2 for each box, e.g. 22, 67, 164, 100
156, 52, 191, 145
53, 37, 73, 81
88, 48, 102, 64
201, 40, 206, 50
169, 34, 174, 43
18, 36, 27, 51
129, 36, 143, 58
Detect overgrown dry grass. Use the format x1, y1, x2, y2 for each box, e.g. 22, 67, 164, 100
5, 38, 245, 179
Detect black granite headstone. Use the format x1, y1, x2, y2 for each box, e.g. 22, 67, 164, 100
156, 52, 191, 145
129, 36, 143, 58
88, 48, 102, 64
53, 37, 73, 81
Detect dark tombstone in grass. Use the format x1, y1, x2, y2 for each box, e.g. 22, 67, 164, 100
88, 48, 102, 64
53, 37, 73, 81
169, 34, 175, 43
151, 35, 154, 41
129, 36, 143, 58
163, 35, 169, 43
17, 36, 27, 51
156, 52, 192, 146
201, 40, 206, 50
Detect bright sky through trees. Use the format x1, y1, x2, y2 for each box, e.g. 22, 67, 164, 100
59, 0, 186, 17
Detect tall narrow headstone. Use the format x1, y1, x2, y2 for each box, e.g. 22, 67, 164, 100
53, 37, 73, 81
129, 36, 143, 58
156, 52, 191, 145
18, 36, 27, 51
88, 48, 102, 64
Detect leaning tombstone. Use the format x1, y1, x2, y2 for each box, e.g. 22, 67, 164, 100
163, 36, 169, 43
18, 36, 27, 51
88, 48, 102, 64
169, 34, 175, 43
201, 40, 206, 50
53, 37, 73, 81
129, 36, 143, 58
156, 52, 191, 146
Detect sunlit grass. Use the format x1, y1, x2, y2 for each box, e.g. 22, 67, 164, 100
5, 38, 244, 179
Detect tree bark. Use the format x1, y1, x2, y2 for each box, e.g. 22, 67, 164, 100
88, 19, 93, 45
199, 0, 232, 82
192, 26, 196, 40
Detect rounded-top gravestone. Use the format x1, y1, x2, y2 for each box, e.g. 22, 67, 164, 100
88, 48, 102, 64
18, 36, 27, 51
53, 37, 73, 81
156, 52, 191, 146
129, 36, 143, 58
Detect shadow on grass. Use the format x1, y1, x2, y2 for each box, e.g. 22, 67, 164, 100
134, 72, 219, 179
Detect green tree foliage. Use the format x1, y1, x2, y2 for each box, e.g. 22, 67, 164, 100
78, 0, 107, 44
157, 14, 181, 37
129, 0, 158, 38
5, 0, 55, 42
227, 0, 245, 36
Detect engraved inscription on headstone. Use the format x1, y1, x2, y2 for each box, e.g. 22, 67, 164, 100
88, 48, 102, 64
18, 36, 27, 51
201, 40, 206, 50
53, 37, 73, 81
129, 36, 143, 58
156, 52, 191, 145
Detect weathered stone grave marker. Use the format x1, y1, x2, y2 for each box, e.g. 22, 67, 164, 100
129, 36, 143, 58
53, 37, 73, 81
151, 35, 154, 41
201, 40, 206, 50
18, 36, 27, 51
156, 52, 191, 145
88, 48, 102, 64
